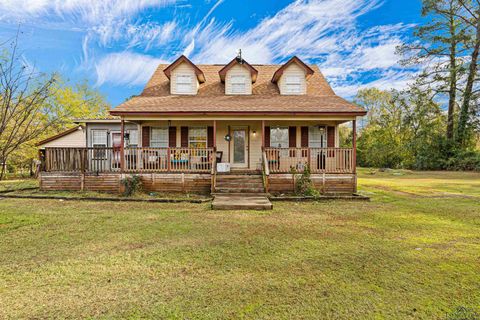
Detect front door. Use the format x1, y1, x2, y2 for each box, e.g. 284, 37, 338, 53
231, 127, 248, 168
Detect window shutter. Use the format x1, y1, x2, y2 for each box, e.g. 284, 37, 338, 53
142, 126, 150, 147
207, 126, 214, 148
289, 127, 297, 148
301, 127, 309, 147
327, 126, 335, 148
264, 126, 270, 147
168, 127, 176, 147
181, 127, 188, 147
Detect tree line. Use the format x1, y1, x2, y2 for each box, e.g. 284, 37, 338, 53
353, 0, 480, 171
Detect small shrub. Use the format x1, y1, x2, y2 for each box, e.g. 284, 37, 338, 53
121, 175, 142, 197
294, 165, 320, 197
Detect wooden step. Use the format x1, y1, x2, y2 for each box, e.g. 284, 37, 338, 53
212, 194, 273, 210
215, 187, 265, 193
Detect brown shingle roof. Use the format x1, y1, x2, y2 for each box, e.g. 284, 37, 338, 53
111, 63, 366, 116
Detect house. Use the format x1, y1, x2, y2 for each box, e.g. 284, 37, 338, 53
39, 54, 366, 195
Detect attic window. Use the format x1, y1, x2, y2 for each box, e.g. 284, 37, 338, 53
285, 75, 302, 94
176, 74, 193, 94
231, 75, 246, 94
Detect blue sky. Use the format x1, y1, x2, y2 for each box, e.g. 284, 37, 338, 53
0, 0, 422, 107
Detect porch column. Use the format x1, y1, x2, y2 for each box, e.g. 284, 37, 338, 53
261, 120, 265, 149
120, 118, 125, 173
213, 120, 217, 148
352, 119, 357, 174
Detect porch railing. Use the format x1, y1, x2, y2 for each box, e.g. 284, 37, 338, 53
264, 147, 354, 174
43, 147, 214, 173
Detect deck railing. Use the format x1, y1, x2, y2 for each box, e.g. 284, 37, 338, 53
43, 147, 214, 173
264, 147, 354, 174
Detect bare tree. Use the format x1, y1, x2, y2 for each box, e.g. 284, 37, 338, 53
0, 31, 63, 180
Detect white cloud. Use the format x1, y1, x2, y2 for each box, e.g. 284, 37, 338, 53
95, 52, 166, 87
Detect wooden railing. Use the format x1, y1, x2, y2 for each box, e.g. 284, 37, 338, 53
44, 147, 214, 173
264, 147, 354, 174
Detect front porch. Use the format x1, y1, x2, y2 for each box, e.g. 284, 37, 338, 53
39, 117, 358, 195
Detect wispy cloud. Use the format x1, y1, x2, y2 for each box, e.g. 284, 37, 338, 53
0, 0, 418, 99
95, 52, 166, 87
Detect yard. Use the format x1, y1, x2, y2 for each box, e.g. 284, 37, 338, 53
0, 170, 479, 319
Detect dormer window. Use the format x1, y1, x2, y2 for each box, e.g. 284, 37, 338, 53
219, 56, 258, 95
163, 55, 205, 95
176, 74, 193, 94
272, 56, 314, 95
231, 75, 247, 94
285, 75, 302, 94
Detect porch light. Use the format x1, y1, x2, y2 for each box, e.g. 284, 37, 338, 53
224, 134, 231, 141
252, 130, 256, 136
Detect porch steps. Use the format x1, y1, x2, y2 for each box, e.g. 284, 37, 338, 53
214, 174, 265, 194
211, 194, 272, 210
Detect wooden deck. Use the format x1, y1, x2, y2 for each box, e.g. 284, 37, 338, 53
39, 147, 357, 195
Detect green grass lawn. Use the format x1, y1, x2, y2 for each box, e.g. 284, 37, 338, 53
0, 171, 479, 319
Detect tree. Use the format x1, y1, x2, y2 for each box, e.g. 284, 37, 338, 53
0, 32, 110, 180
455, 0, 480, 146
398, 0, 469, 141
0, 34, 60, 180
354, 87, 446, 169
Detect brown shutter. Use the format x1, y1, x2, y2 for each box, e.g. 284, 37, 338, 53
207, 126, 214, 148
301, 127, 309, 147
181, 127, 189, 147
168, 127, 176, 147
327, 126, 335, 147
264, 126, 270, 147
142, 126, 150, 147
289, 127, 297, 148
289, 126, 296, 157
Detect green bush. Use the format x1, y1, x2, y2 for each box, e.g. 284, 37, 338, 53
444, 150, 480, 171
121, 175, 142, 197
294, 165, 320, 197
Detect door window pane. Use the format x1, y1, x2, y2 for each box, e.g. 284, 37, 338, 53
233, 130, 245, 163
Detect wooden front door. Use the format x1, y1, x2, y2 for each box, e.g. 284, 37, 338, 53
231, 127, 248, 168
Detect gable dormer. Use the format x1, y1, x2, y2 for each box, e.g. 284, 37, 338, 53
219, 56, 258, 95
163, 55, 205, 95
272, 56, 314, 95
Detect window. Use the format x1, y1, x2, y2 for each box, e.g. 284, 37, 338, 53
128, 130, 138, 147
91, 130, 107, 159
150, 127, 169, 147
231, 75, 246, 94
188, 127, 207, 148
176, 74, 193, 94
270, 127, 289, 148
285, 75, 302, 94
309, 126, 327, 148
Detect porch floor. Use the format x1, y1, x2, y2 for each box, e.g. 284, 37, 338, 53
211, 194, 273, 210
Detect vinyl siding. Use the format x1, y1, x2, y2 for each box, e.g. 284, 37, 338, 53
39, 129, 86, 148
225, 64, 252, 95
278, 63, 307, 95
170, 62, 199, 95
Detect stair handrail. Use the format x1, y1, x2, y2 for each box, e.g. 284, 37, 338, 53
261, 147, 269, 193
211, 147, 217, 193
